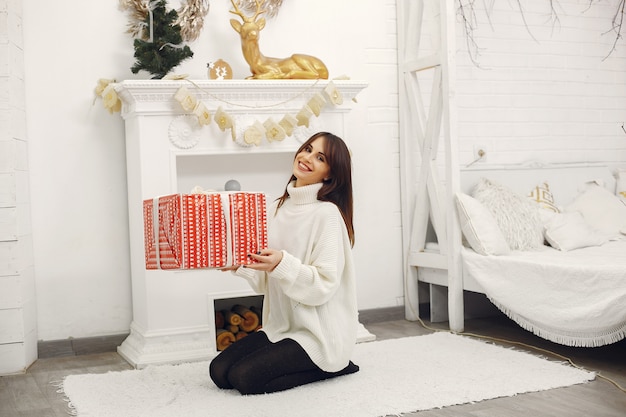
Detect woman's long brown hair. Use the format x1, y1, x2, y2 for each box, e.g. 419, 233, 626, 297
276, 132, 355, 247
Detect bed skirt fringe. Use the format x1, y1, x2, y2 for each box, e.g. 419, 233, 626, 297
485, 296, 626, 347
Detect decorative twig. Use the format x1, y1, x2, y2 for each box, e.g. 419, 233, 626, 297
513, 0, 539, 43
545, 0, 561, 36
456, 0, 483, 67
458, 0, 624, 66
601, 0, 625, 61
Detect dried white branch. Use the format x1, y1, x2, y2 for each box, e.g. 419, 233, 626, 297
456, 0, 483, 67
456, 0, 624, 66
602, 0, 625, 61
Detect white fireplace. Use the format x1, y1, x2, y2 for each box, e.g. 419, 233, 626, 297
114, 79, 371, 368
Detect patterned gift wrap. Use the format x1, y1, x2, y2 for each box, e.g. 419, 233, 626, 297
143, 193, 227, 269
228, 192, 268, 266
143, 200, 157, 269
143, 192, 267, 269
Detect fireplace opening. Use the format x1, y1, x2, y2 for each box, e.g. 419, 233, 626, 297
213, 294, 264, 351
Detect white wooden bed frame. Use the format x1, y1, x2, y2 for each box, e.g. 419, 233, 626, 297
413, 162, 617, 326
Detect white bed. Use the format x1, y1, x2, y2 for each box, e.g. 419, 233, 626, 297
412, 162, 626, 347
462, 241, 626, 347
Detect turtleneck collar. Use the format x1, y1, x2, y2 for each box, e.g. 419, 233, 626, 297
287, 181, 323, 205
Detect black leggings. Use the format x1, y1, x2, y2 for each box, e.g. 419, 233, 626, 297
209, 331, 359, 395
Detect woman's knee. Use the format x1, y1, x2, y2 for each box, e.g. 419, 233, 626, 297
209, 331, 271, 390
227, 361, 265, 395
209, 356, 232, 389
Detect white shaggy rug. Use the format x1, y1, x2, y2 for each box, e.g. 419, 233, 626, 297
61, 332, 594, 417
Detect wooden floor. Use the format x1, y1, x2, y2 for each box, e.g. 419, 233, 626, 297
1, 313, 625, 417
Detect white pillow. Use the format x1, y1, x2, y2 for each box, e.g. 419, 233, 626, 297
455, 192, 510, 256
528, 182, 559, 213
544, 211, 609, 251
564, 181, 626, 237
472, 178, 543, 250
537, 208, 558, 228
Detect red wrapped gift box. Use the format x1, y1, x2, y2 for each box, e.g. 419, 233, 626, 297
228, 192, 269, 266
143, 192, 267, 270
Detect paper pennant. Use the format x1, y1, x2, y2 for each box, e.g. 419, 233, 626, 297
307, 93, 327, 117
215, 106, 233, 131
174, 86, 197, 112
264, 118, 286, 142
324, 80, 343, 105
243, 121, 264, 146
279, 114, 298, 137
296, 105, 313, 127
193, 102, 211, 125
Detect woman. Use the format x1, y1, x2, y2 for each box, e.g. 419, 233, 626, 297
209, 131, 359, 395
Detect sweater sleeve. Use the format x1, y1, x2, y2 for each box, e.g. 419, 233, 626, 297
234, 265, 267, 294
268, 205, 346, 306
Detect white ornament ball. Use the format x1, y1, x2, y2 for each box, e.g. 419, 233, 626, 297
224, 179, 241, 191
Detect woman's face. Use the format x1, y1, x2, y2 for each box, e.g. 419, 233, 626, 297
292, 136, 331, 187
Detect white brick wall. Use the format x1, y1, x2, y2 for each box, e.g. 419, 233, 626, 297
0, 0, 36, 375
454, 0, 626, 166
350, 0, 404, 308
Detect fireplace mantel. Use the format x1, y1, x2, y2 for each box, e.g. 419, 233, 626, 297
116, 79, 368, 114
115, 79, 372, 368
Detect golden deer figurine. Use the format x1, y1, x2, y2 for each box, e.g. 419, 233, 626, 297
229, 0, 329, 80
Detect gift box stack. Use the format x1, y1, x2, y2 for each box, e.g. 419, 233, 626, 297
143, 192, 268, 270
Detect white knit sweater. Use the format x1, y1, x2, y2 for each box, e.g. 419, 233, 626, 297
235, 181, 358, 372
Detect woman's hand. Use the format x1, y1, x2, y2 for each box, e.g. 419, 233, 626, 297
245, 248, 283, 272
219, 265, 239, 272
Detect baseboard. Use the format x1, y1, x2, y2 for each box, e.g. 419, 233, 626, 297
358, 306, 406, 324
38, 333, 129, 359
38, 306, 415, 359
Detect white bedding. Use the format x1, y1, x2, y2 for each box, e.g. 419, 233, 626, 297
461, 240, 626, 347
